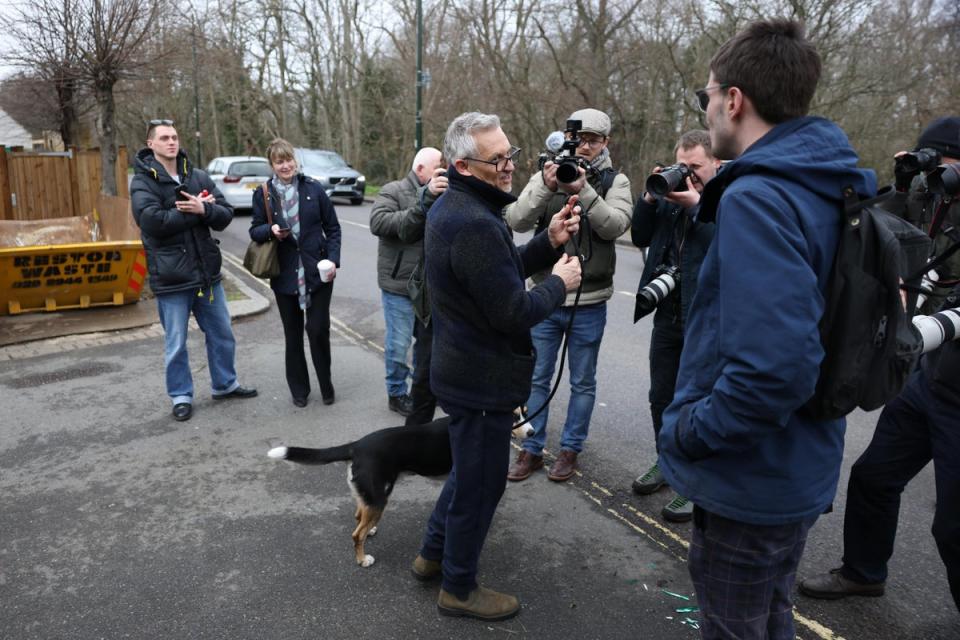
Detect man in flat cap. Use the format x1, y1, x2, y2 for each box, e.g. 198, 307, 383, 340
504, 108, 632, 483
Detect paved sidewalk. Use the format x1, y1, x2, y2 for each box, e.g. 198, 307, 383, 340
0, 264, 270, 360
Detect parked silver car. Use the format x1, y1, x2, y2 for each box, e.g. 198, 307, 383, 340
294, 148, 366, 205
205, 156, 272, 213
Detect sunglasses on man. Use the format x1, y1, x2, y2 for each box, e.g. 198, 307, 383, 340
694, 84, 729, 112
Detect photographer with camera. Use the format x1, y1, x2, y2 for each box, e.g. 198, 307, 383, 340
629, 130, 720, 523
503, 108, 632, 483
800, 116, 960, 611
884, 116, 960, 314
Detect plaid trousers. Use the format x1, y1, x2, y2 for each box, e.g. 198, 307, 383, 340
689, 506, 818, 639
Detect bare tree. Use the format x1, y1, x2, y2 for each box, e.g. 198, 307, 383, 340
2, 0, 85, 146
75, 0, 162, 195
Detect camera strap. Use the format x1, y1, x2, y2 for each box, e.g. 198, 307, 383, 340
515, 196, 599, 429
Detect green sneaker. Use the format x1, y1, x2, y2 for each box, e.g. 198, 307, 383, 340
662, 494, 694, 522
632, 461, 666, 495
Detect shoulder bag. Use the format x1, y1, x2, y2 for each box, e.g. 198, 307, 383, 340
243, 186, 281, 278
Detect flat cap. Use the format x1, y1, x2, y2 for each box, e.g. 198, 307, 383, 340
568, 108, 611, 137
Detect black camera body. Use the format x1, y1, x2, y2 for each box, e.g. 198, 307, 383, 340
537, 119, 591, 184
927, 162, 960, 197
896, 147, 943, 175
646, 163, 692, 198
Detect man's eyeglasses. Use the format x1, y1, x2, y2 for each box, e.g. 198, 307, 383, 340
574, 135, 606, 149
148, 119, 174, 126
464, 146, 521, 172
694, 84, 729, 112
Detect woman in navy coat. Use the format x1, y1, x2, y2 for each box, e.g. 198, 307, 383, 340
249, 139, 342, 406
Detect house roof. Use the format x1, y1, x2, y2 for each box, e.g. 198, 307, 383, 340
0, 108, 33, 147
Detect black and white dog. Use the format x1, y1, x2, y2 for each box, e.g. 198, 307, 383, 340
268, 410, 533, 568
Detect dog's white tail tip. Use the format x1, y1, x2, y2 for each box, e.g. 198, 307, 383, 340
268, 446, 289, 459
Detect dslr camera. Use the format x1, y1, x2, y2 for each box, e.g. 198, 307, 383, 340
927, 162, 960, 197
645, 163, 692, 198
538, 119, 591, 184
635, 264, 679, 320
895, 148, 942, 175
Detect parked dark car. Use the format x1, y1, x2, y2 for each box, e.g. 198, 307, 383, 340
294, 148, 366, 205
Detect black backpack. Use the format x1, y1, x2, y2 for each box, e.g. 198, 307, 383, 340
803, 186, 930, 420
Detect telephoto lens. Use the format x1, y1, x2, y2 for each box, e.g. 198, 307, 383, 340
912, 307, 960, 354
635, 265, 679, 320
645, 163, 691, 197
916, 268, 940, 310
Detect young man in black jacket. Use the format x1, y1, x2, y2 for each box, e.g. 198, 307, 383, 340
412, 112, 581, 621
629, 130, 720, 522
800, 116, 960, 611
130, 121, 256, 422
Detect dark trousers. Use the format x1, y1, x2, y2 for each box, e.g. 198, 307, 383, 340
405, 319, 437, 426
419, 403, 513, 598
648, 306, 683, 450
841, 368, 960, 610
690, 506, 817, 640
275, 285, 334, 401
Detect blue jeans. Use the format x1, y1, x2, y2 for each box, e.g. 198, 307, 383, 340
523, 302, 607, 455
155, 282, 239, 405
381, 290, 415, 397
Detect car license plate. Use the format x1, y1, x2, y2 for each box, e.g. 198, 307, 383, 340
245, 183, 262, 190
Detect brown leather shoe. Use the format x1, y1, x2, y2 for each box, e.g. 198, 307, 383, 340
437, 586, 520, 621
799, 568, 885, 600
411, 554, 441, 582
507, 450, 543, 482
547, 450, 578, 482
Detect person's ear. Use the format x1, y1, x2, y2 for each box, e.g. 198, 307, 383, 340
727, 87, 746, 120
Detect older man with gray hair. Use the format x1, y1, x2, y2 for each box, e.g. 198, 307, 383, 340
370, 146, 444, 417
411, 112, 581, 621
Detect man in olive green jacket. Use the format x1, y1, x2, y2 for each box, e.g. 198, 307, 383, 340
504, 108, 633, 482
370, 147, 443, 416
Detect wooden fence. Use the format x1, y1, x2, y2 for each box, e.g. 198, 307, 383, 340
0, 146, 129, 221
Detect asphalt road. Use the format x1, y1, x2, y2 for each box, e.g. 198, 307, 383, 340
1, 196, 956, 639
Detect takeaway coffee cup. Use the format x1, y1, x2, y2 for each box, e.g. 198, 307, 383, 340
318, 259, 336, 282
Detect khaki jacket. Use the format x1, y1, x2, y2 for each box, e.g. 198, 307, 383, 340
504, 155, 632, 305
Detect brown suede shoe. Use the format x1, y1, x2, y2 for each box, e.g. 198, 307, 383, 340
507, 450, 543, 482
411, 554, 442, 582
437, 586, 520, 621
547, 450, 578, 482
799, 568, 885, 600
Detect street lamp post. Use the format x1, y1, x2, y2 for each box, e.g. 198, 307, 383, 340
415, 0, 422, 151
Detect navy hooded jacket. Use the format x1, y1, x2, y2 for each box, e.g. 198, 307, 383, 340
658, 117, 877, 525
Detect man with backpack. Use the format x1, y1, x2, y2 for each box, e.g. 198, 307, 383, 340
504, 108, 632, 483
800, 116, 960, 612
656, 20, 877, 638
